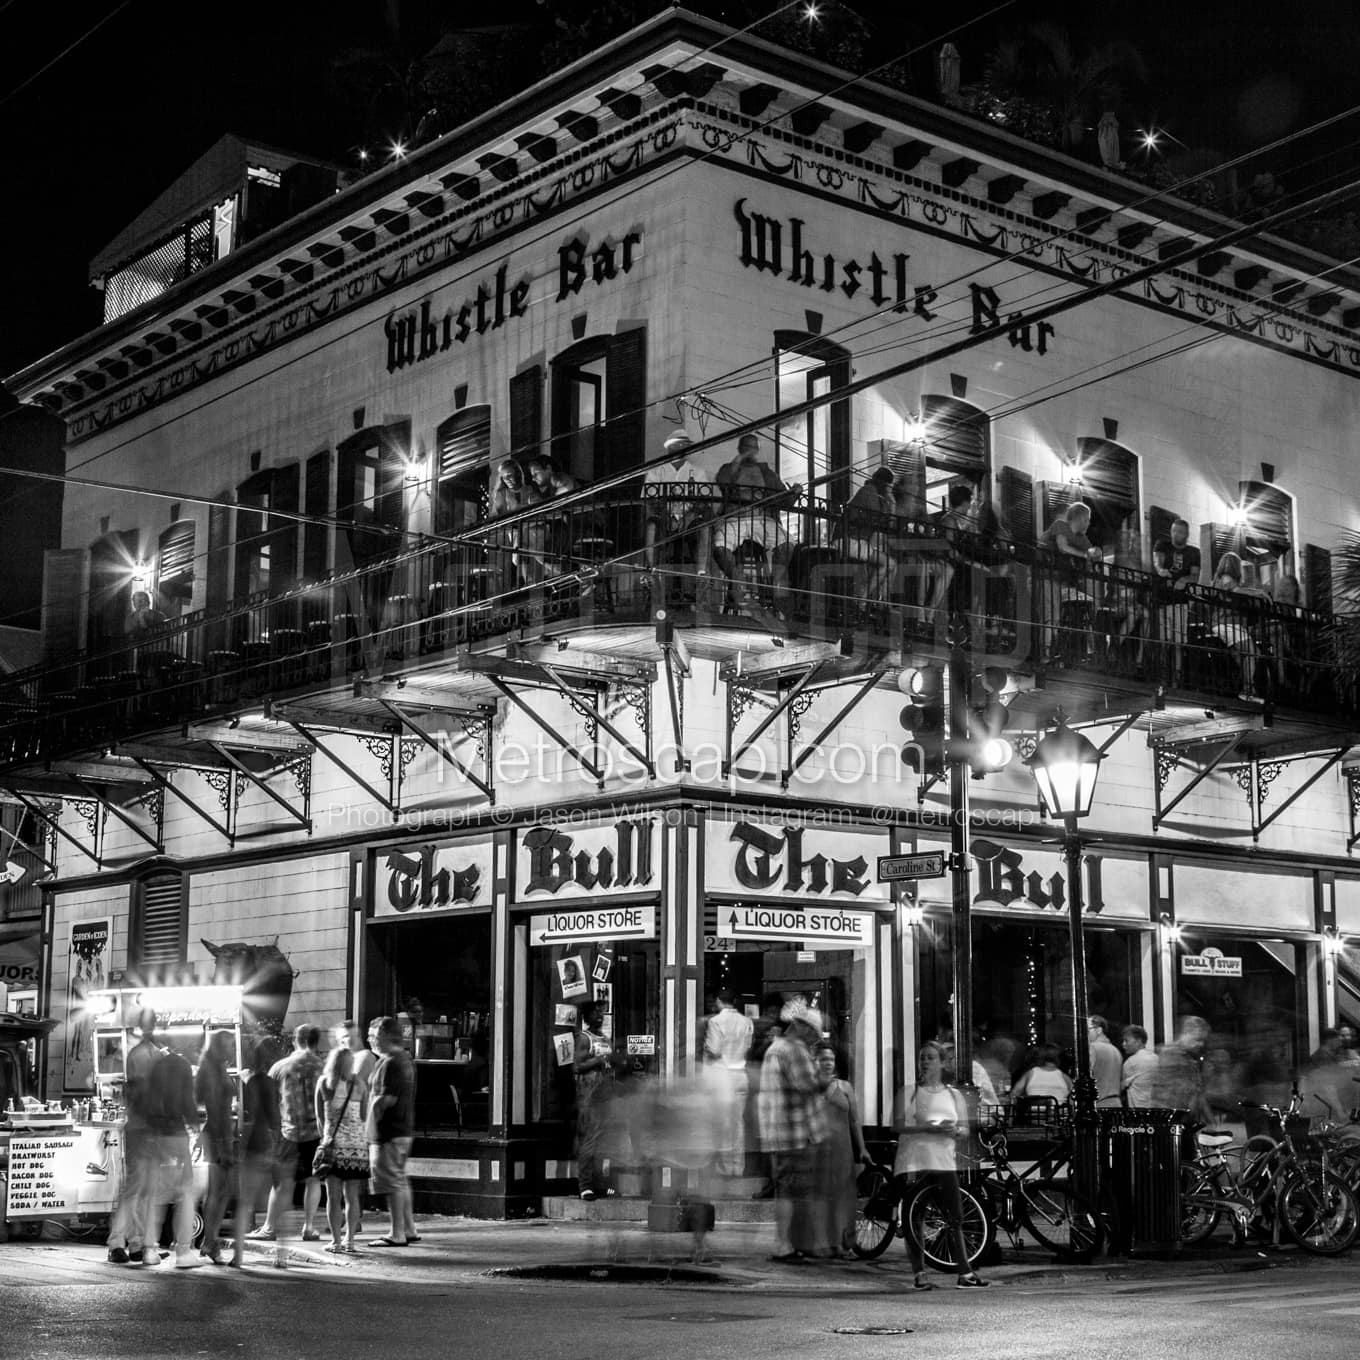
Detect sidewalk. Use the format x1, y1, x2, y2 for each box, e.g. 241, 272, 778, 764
0, 1210, 1310, 1292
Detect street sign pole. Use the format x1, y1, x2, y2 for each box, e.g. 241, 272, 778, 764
947, 613, 975, 1098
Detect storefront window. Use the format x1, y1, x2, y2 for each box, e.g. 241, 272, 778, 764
1172, 932, 1301, 1100
917, 916, 1141, 1087
529, 941, 659, 1124
365, 914, 492, 1134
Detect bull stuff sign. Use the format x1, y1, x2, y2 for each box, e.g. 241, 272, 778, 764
970, 838, 1104, 914
514, 820, 656, 902
705, 821, 890, 904
383, 228, 642, 373
374, 840, 494, 918
733, 199, 1056, 356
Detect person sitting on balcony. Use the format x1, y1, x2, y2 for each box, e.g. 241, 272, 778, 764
1039, 501, 1102, 665
1205, 550, 1270, 703
1152, 518, 1200, 686
922, 480, 979, 622
842, 466, 895, 601
524, 454, 580, 576
711, 433, 800, 618
490, 459, 546, 587
126, 590, 168, 643
643, 433, 714, 600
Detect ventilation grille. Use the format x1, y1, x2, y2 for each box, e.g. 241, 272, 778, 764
138, 873, 184, 965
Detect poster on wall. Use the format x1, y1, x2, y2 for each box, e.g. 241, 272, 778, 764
592, 955, 612, 983
556, 956, 589, 1000
594, 982, 613, 1013
63, 917, 112, 1093
553, 1003, 578, 1027
552, 1032, 575, 1067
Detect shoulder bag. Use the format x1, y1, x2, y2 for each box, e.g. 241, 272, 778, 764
312, 1078, 354, 1178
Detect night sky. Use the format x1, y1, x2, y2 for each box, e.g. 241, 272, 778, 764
2, 0, 1357, 380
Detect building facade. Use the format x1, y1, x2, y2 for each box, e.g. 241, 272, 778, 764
5, 11, 1360, 1214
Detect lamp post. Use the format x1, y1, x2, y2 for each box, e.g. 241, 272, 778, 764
1026, 722, 1104, 1124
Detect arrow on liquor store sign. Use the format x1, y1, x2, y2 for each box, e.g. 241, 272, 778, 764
722, 906, 874, 947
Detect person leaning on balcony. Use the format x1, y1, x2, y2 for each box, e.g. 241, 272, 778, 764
711, 433, 800, 617
125, 590, 168, 643
1039, 501, 1102, 664
842, 466, 896, 600
490, 458, 545, 587
643, 432, 714, 594
1206, 550, 1269, 703
1152, 518, 1200, 686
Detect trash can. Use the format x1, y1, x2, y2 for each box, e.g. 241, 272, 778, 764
1098, 1107, 1186, 1254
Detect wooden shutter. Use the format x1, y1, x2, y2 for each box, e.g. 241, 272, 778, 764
1076, 438, 1138, 510
1304, 543, 1333, 615
1147, 505, 1175, 551
604, 329, 647, 475
271, 461, 300, 593
378, 421, 409, 532
157, 520, 195, 600
205, 498, 232, 615
303, 449, 332, 582
1207, 525, 1241, 573
41, 548, 87, 670
1038, 481, 1075, 533
509, 366, 543, 462
997, 467, 1035, 547
437, 407, 491, 480
132, 871, 185, 967
876, 439, 926, 519
920, 395, 989, 473
1239, 480, 1292, 559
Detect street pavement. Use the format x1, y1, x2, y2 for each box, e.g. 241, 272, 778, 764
1, 1211, 1355, 1360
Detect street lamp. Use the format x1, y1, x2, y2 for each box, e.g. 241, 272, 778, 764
1026, 722, 1103, 1117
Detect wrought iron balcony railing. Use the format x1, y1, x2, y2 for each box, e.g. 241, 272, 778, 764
0, 485, 1351, 768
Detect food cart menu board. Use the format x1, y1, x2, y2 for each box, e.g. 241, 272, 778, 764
5, 1135, 82, 1218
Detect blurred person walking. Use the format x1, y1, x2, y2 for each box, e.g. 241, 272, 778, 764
237, 1040, 283, 1264
145, 1034, 205, 1269
249, 1025, 325, 1243
1088, 1016, 1124, 1108
1119, 1025, 1159, 1108
703, 988, 754, 1177
757, 999, 827, 1262
1153, 1016, 1213, 1125
194, 1030, 238, 1264
814, 1042, 869, 1258
105, 1008, 162, 1267
574, 1001, 617, 1201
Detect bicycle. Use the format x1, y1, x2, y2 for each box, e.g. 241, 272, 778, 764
1179, 1097, 1360, 1255
853, 1163, 994, 1271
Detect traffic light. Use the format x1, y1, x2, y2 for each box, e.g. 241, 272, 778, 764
898, 665, 945, 778
967, 696, 1014, 776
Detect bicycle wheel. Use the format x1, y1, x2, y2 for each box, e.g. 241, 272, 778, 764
1019, 1177, 1102, 1257
1179, 1167, 1224, 1247
906, 1183, 995, 1273
852, 1168, 897, 1260
1280, 1169, 1360, 1256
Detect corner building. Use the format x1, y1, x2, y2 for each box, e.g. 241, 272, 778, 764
6, 11, 1360, 1215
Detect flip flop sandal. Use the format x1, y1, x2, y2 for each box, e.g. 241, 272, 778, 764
369, 1237, 409, 1247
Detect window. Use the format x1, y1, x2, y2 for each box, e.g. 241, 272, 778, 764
1041, 437, 1140, 555
774, 333, 850, 506
86, 529, 143, 654
336, 423, 409, 569
131, 871, 186, 970
233, 463, 299, 599
434, 406, 492, 536
549, 330, 646, 484
157, 519, 195, 605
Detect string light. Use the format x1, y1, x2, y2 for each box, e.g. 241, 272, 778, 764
803, 2, 822, 22
391, 140, 407, 161
1139, 129, 1161, 152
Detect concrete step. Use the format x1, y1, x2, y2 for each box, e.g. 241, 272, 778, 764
542, 1195, 777, 1223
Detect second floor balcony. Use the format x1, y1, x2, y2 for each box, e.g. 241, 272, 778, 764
0, 484, 1354, 776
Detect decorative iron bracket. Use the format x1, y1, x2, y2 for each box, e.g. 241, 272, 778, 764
126, 756, 237, 845
542, 663, 653, 779
657, 626, 690, 773
71, 777, 163, 855
488, 676, 605, 789
1236, 748, 1347, 845
206, 742, 312, 836
2, 789, 103, 867
1348, 772, 1360, 854
286, 722, 401, 818
376, 699, 495, 803
726, 661, 827, 778
1151, 731, 1247, 831
782, 671, 887, 789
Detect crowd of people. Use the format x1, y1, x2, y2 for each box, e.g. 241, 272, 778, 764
104, 1012, 419, 1270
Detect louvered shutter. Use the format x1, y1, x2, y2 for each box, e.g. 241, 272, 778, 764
920, 395, 989, 473
1076, 438, 1138, 511
157, 520, 195, 600
205, 499, 231, 614
303, 449, 332, 582
998, 466, 1035, 548
1147, 505, 1175, 552
1038, 481, 1075, 533
1207, 525, 1241, 574
134, 872, 185, 967
378, 421, 409, 533
509, 366, 543, 462
270, 462, 300, 593
41, 548, 87, 675
605, 328, 647, 474
1238, 480, 1292, 560
876, 439, 926, 520
436, 407, 491, 480
1304, 543, 1333, 615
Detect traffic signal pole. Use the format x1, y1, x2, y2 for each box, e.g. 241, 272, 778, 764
946, 613, 975, 1095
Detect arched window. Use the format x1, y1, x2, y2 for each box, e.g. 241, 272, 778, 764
1040, 437, 1141, 557
774, 332, 850, 507
434, 405, 492, 535
549, 329, 646, 483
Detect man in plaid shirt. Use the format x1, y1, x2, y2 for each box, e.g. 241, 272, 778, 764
757, 999, 827, 1261
248, 1025, 325, 1242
